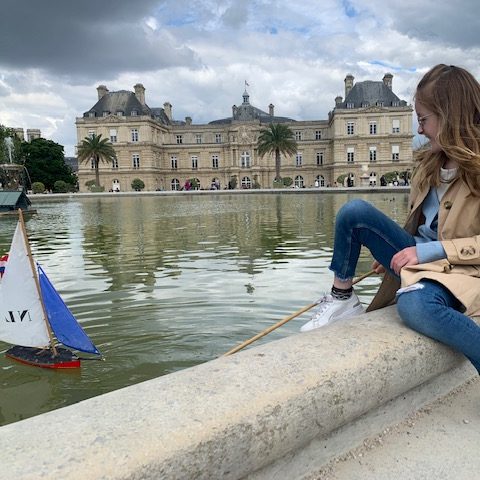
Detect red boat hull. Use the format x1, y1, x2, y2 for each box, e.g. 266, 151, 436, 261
5, 345, 81, 369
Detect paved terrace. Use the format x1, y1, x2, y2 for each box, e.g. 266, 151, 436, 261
1, 305, 478, 480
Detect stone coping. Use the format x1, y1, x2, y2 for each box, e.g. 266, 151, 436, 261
0, 306, 473, 480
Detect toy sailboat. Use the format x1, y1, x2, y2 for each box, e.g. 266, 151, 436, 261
0, 209, 101, 368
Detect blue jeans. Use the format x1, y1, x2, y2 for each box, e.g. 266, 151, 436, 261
330, 199, 480, 373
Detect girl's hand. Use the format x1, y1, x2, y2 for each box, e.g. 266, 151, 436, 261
371, 259, 386, 274
390, 246, 419, 276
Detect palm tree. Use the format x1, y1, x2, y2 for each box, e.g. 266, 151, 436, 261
77, 134, 117, 190
257, 123, 297, 184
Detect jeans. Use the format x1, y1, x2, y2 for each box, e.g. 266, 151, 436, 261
330, 199, 480, 373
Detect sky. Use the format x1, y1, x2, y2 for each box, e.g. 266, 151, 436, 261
1, 0, 480, 156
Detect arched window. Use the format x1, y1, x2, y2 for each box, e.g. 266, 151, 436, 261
315, 175, 325, 187
171, 178, 180, 191
369, 172, 377, 186
294, 175, 304, 188
241, 176, 252, 189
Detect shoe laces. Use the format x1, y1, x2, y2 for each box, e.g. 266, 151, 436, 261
311, 294, 334, 322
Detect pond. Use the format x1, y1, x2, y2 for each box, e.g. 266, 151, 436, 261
0, 191, 410, 426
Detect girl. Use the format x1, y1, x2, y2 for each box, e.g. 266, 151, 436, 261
301, 64, 480, 373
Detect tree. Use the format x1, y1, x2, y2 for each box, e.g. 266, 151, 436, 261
257, 123, 297, 183
23, 138, 76, 191
77, 134, 117, 189
131, 178, 145, 191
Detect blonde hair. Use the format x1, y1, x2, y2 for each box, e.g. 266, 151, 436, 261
414, 64, 480, 194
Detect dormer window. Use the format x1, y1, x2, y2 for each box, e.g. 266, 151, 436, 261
116, 111, 123, 117
346, 102, 354, 109
376, 101, 384, 107
362, 102, 369, 108
89, 111, 96, 117
102, 111, 110, 117
392, 101, 399, 107
131, 110, 138, 116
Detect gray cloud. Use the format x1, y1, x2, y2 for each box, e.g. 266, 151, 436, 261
0, 0, 199, 79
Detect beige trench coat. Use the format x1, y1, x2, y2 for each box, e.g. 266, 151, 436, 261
367, 178, 480, 319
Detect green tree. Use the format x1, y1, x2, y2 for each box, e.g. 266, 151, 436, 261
53, 180, 69, 193
257, 123, 297, 183
32, 181, 45, 194
77, 134, 117, 189
23, 138, 76, 191
131, 178, 145, 191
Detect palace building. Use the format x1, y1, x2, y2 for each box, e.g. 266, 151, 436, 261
75, 74, 413, 192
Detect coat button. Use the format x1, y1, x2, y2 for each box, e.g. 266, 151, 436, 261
460, 246, 476, 255
443, 201, 453, 210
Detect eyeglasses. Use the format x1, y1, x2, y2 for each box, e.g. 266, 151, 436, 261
417, 113, 434, 127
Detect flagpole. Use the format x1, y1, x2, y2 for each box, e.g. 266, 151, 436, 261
17, 209, 58, 355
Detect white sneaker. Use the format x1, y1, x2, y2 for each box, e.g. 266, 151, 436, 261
300, 292, 364, 332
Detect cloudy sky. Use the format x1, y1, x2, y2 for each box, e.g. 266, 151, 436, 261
1, 0, 479, 156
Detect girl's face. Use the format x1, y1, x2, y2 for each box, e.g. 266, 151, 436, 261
415, 100, 441, 153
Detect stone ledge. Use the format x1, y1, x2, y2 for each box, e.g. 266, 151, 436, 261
0, 306, 475, 480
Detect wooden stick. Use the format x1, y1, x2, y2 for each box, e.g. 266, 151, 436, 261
223, 269, 376, 356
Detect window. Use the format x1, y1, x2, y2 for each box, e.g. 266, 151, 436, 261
316, 152, 324, 166
295, 131, 302, 141
116, 111, 123, 117
392, 101, 400, 107
392, 119, 400, 133
369, 122, 377, 135
347, 146, 355, 163
212, 155, 219, 169
346, 102, 354, 109
131, 129, 139, 142
176, 135, 183, 144
294, 175, 304, 188
376, 101, 384, 107
241, 176, 252, 189
195, 134, 202, 144
102, 111, 109, 117
241, 151, 251, 168
131, 110, 138, 116
392, 145, 400, 161
315, 130, 322, 140
296, 153, 303, 167
88, 111, 96, 117
171, 178, 180, 191
191, 155, 198, 170
171, 155, 178, 169
90, 159, 95, 169
315, 175, 325, 187
88, 130, 95, 139
215, 133, 222, 143
346, 122, 355, 135
132, 154, 140, 169
109, 129, 117, 143
369, 146, 377, 162
369, 172, 377, 186
112, 158, 118, 169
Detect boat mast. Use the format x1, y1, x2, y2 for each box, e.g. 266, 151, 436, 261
17, 209, 58, 355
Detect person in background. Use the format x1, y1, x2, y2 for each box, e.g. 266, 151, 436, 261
301, 64, 480, 373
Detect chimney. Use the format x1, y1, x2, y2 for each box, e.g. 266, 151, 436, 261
185, 116, 192, 125
97, 85, 109, 100
163, 102, 172, 121
269, 103, 274, 116
134, 83, 146, 104
335, 95, 343, 106
232, 105, 238, 117
344, 74, 354, 98
383, 73, 393, 90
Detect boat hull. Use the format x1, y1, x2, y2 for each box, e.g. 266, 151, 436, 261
5, 345, 81, 369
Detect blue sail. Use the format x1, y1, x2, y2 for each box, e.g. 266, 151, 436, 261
37, 264, 100, 355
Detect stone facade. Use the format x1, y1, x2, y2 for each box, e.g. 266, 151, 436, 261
76, 74, 413, 192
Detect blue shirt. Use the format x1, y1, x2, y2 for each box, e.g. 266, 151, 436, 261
414, 188, 447, 264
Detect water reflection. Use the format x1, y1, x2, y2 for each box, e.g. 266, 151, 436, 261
0, 192, 410, 425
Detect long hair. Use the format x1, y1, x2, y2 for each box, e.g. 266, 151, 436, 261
414, 64, 480, 195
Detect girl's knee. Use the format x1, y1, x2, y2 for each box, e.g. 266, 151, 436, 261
337, 199, 372, 224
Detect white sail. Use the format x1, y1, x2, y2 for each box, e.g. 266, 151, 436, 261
0, 221, 50, 347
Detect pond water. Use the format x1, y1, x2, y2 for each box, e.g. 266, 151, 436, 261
0, 191, 410, 426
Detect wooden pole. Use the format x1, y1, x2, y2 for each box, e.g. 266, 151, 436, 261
18, 209, 58, 355
223, 269, 376, 356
